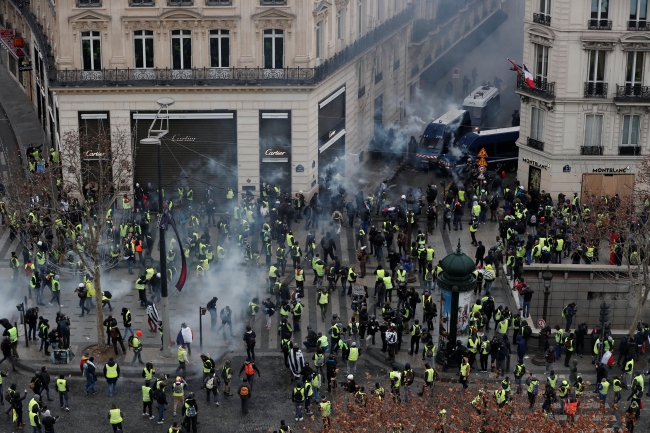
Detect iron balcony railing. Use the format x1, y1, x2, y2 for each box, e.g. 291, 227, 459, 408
130, 0, 154, 5
533, 13, 551, 26
614, 84, 650, 102
619, 146, 641, 156
55, 67, 316, 86
52, 6, 415, 87
527, 137, 544, 151
516, 77, 555, 99
584, 82, 608, 98
588, 19, 612, 30
580, 146, 604, 156
628, 20, 647, 30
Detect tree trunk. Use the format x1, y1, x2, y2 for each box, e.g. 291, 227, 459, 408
629, 285, 649, 335
94, 270, 106, 351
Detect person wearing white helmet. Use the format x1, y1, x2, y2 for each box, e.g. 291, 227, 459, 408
74, 283, 90, 316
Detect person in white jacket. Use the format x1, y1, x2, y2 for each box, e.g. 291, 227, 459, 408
288, 344, 305, 381
179, 323, 194, 356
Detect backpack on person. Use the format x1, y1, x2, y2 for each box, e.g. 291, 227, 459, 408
239, 386, 249, 397
103, 291, 112, 299
523, 325, 532, 339
128, 336, 134, 347
186, 405, 197, 417
273, 284, 281, 295
293, 387, 304, 401
532, 382, 539, 395
244, 362, 255, 376
110, 328, 118, 338
404, 370, 414, 385
205, 376, 215, 390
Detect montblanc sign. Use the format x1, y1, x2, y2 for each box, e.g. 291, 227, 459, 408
592, 166, 630, 173
522, 157, 550, 170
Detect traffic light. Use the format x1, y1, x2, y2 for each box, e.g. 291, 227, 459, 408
599, 302, 611, 324
200, 307, 207, 316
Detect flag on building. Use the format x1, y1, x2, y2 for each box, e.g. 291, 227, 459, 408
507, 58, 522, 79
523, 64, 536, 88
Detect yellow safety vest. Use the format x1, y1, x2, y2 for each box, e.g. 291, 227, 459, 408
56, 378, 67, 392
109, 408, 123, 424
178, 348, 187, 362
105, 364, 118, 379
142, 385, 152, 402
348, 347, 359, 361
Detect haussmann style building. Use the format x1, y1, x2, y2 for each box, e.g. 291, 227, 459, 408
0, 0, 502, 206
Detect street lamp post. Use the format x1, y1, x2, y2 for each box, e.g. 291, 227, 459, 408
532, 266, 553, 365
141, 136, 171, 358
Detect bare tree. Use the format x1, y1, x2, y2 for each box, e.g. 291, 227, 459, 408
574, 156, 650, 335
4, 126, 133, 351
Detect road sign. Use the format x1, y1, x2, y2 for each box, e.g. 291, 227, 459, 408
477, 157, 488, 167
477, 173, 485, 180
452, 68, 459, 79
351, 285, 366, 296
537, 319, 546, 329
478, 166, 486, 173
477, 148, 488, 157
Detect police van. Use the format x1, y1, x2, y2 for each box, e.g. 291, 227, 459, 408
415, 109, 472, 170
438, 126, 519, 176
461, 85, 501, 129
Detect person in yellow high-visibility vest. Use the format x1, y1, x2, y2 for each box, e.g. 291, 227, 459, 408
107, 403, 123, 433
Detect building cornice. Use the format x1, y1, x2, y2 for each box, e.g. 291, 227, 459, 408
121, 11, 241, 41
251, 8, 296, 39
620, 34, 650, 52
581, 39, 616, 51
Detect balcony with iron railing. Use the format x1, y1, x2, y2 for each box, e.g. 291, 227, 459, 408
516, 77, 555, 99
584, 82, 608, 98
261, 0, 286, 4
168, 0, 192, 5
588, 19, 612, 30
533, 13, 551, 26
206, 0, 232, 4
130, 0, 154, 5
614, 84, 650, 103
628, 20, 647, 30
580, 146, 604, 156
619, 146, 641, 156
526, 137, 544, 151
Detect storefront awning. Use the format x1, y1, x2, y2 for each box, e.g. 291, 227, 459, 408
0, 29, 24, 60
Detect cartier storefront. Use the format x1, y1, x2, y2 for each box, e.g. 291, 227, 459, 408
259, 111, 292, 195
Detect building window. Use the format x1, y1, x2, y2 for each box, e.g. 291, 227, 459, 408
539, 0, 551, 15
171, 30, 192, 70
375, 54, 383, 83
129, 0, 154, 5
209, 30, 230, 68
263, 29, 284, 69
587, 50, 606, 84
134, 30, 154, 69
261, 0, 286, 4
530, 107, 545, 142
358, 1, 364, 36
629, 0, 647, 29
77, 0, 101, 6
590, 0, 609, 26
626, 51, 643, 87
167, 0, 192, 5
622, 114, 640, 145
81, 31, 102, 71
316, 21, 323, 60
584, 114, 603, 147
206, 0, 231, 4
534, 44, 548, 82
337, 9, 345, 40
